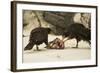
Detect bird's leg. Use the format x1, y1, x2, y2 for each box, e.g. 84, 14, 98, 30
44, 40, 48, 46
36, 45, 40, 51
44, 41, 49, 48
76, 40, 79, 48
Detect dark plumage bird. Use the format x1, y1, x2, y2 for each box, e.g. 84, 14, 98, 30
62, 23, 91, 48
24, 27, 51, 51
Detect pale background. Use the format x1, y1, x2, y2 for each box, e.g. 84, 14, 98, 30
0, 0, 99, 73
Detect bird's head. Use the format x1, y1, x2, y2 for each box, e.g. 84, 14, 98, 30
62, 30, 69, 41
46, 28, 52, 34
62, 35, 66, 40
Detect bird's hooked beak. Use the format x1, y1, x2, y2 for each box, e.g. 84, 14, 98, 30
62, 35, 66, 41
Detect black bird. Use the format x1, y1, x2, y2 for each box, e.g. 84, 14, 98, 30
62, 23, 91, 48
24, 27, 51, 51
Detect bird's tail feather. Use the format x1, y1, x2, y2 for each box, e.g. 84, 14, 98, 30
24, 42, 34, 50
